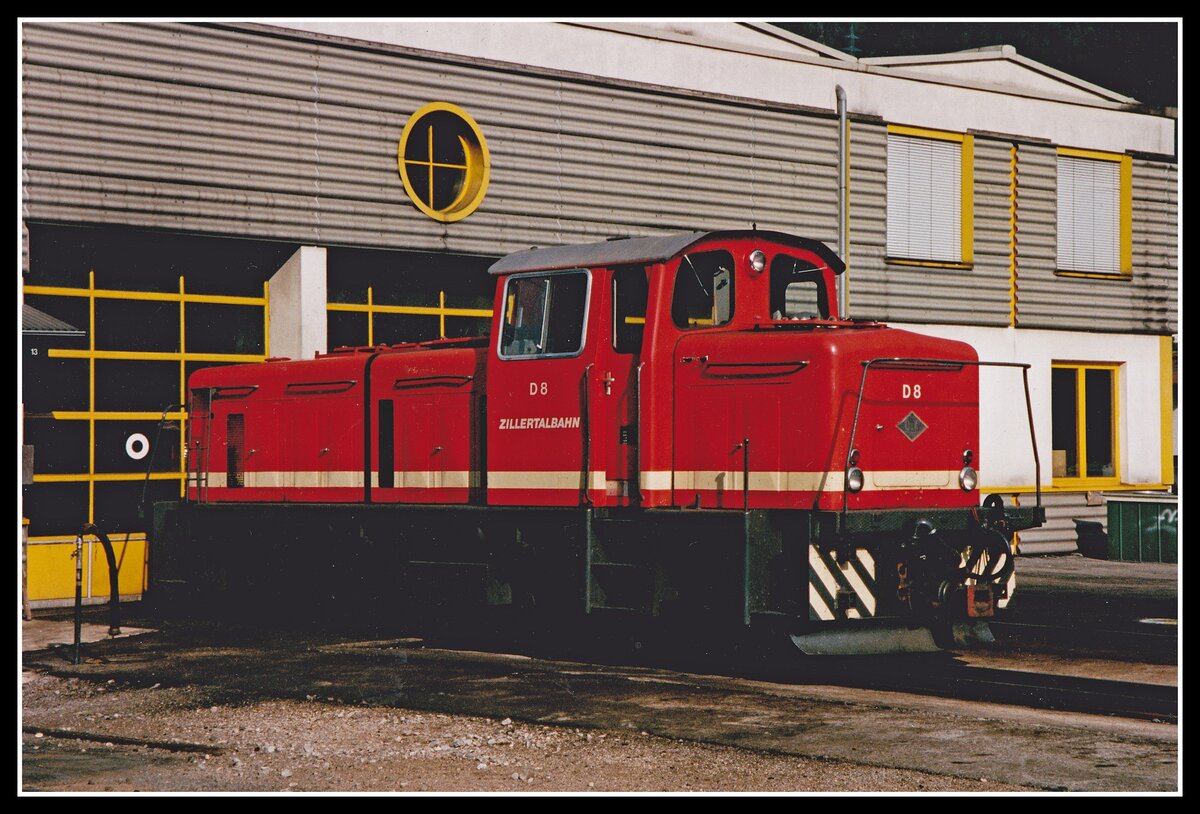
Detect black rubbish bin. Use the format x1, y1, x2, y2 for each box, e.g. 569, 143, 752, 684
1073, 519, 1108, 559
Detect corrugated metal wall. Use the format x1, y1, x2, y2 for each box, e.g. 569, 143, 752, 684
973, 138, 1018, 323
846, 123, 1013, 326
1009, 491, 1109, 556
1014, 146, 1176, 334
1014, 143, 1057, 326
22, 22, 1176, 330
1130, 160, 1178, 333
22, 21, 839, 258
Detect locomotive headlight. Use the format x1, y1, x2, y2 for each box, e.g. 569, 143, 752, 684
748, 249, 767, 274
959, 466, 978, 492
847, 466, 865, 493
963, 449, 974, 465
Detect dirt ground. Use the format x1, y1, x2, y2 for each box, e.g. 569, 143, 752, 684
22, 670, 1023, 793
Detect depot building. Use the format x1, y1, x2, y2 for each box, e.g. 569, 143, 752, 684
20, 21, 1177, 605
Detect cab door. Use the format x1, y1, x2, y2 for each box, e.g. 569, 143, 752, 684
486, 268, 599, 506
666, 247, 743, 508
597, 266, 649, 506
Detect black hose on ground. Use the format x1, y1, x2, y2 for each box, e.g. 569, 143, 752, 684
80, 523, 121, 636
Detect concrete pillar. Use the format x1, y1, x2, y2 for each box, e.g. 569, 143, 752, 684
268, 246, 327, 361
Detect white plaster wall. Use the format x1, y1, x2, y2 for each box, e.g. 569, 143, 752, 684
268, 246, 327, 361
282, 21, 1174, 155
889, 324, 1165, 489
876, 59, 1116, 104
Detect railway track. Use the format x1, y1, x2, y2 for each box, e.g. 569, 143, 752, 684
987, 620, 1177, 663
416, 623, 1179, 725
33, 605, 1177, 726
787, 659, 1178, 723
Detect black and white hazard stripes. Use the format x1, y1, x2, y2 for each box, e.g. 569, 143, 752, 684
808, 545, 878, 620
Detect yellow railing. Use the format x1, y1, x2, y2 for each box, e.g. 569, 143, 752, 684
24, 272, 269, 532
327, 287, 492, 344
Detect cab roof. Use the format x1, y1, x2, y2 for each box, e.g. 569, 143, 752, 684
488, 230, 846, 276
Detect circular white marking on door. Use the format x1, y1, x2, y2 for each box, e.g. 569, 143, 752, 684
126, 433, 150, 460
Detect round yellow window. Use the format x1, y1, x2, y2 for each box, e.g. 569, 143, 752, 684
397, 102, 490, 223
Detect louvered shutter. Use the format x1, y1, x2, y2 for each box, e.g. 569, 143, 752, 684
887, 134, 962, 262
1057, 156, 1120, 273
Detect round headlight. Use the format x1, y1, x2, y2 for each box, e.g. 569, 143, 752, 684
963, 448, 974, 465
847, 467, 865, 493
749, 249, 766, 274
959, 466, 978, 491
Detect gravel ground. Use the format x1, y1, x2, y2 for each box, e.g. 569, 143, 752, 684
22, 671, 1025, 793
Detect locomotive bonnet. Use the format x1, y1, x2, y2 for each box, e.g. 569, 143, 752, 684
153, 230, 1044, 654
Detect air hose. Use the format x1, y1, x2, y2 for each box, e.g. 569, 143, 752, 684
80, 523, 122, 636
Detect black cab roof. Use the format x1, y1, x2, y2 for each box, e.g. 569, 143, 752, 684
488, 230, 846, 276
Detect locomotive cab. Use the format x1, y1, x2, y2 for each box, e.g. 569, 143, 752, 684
483, 230, 848, 509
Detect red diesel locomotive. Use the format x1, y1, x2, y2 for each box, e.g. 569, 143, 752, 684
151, 230, 1044, 653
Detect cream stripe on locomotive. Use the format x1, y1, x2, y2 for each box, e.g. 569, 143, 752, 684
205, 471, 617, 491
487, 471, 608, 491
640, 470, 961, 493
869, 470, 953, 488
204, 469, 960, 495
376, 470, 480, 489
808, 545, 879, 621
205, 471, 478, 489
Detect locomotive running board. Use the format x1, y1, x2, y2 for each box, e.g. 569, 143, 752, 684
790, 621, 995, 655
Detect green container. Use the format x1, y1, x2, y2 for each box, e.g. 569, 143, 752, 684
1104, 492, 1178, 563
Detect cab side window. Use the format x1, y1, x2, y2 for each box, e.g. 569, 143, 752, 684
613, 266, 649, 353
770, 254, 829, 320
499, 271, 589, 358
671, 250, 735, 329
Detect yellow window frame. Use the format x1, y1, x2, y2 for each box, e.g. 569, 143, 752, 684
1055, 147, 1133, 277
885, 124, 974, 268
1050, 361, 1122, 488
397, 101, 491, 223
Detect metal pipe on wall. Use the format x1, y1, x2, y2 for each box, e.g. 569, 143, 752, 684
835, 85, 848, 319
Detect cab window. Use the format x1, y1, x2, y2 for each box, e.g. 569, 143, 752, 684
671, 250, 734, 329
613, 266, 648, 353
499, 271, 589, 358
770, 254, 829, 320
